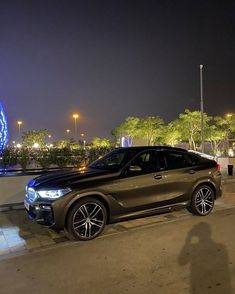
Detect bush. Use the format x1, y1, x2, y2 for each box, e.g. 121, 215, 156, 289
0, 146, 114, 170
17, 148, 30, 171
1, 147, 18, 168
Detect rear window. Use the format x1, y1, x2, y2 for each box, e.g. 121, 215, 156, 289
187, 152, 213, 165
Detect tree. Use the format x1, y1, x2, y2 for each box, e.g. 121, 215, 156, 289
91, 137, 112, 148
22, 129, 49, 148
206, 117, 227, 155
139, 116, 164, 145
177, 109, 211, 150
54, 139, 70, 149
206, 115, 235, 155
112, 116, 164, 146
161, 121, 182, 146
111, 117, 142, 145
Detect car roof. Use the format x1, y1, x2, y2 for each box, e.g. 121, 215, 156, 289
117, 146, 188, 153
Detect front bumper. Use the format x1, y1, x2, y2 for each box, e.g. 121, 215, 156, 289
24, 199, 54, 226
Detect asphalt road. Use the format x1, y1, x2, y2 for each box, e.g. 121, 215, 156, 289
0, 204, 235, 294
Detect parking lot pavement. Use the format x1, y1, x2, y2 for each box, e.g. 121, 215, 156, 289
0, 175, 234, 258
0, 207, 192, 258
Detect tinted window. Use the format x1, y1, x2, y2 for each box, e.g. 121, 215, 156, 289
129, 150, 165, 174
164, 152, 189, 170
187, 153, 201, 166
89, 150, 134, 171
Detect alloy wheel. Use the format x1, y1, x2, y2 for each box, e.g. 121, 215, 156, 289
72, 202, 106, 240
194, 186, 214, 215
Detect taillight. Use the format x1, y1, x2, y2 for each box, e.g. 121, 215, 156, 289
216, 163, 221, 172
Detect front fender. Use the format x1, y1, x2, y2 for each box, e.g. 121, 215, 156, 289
51, 190, 119, 229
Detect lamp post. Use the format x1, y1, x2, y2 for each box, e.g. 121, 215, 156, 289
72, 114, 79, 142
81, 133, 86, 148
66, 129, 71, 141
225, 113, 233, 153
17, 121, 23, 141
200, 65, 204, 153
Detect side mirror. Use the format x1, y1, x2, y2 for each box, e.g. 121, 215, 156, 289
129, 165, 142, 172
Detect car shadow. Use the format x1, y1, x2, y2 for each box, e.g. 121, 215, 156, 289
178, 222, 232, 293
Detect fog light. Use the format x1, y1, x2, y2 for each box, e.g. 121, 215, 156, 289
40, 204, 51, 210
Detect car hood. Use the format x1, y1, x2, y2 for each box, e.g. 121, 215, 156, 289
28, 168, 118, 190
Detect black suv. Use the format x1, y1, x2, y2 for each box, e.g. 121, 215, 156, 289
24, 146, 222, 241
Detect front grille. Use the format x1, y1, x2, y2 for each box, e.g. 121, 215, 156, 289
27, 188, 37, 202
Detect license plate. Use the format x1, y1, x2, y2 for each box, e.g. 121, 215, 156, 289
24, 199, 30, 211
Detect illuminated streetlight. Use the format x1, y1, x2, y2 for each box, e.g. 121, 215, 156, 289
226, 113, 233, 119
48, 134, 52, 145
81, 133, 86, 148
72, 114, 79, 141
17, 121, 23, 140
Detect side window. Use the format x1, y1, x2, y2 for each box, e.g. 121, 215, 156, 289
128, 150, 162, 175
187, 153, 201, 166
164, 152, 190, 170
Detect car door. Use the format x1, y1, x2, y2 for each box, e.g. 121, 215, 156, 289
112, 150, 168, 209
159, 150, 199, 204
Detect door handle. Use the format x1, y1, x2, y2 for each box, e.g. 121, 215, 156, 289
189, 170, 195, 174
154, 175, 162, 180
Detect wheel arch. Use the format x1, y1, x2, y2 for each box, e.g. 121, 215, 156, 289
192, 181, 217, 199
64, 193, 111, 230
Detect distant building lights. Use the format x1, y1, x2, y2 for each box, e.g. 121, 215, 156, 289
120, 136, 132, 147
0, 103, 9, 151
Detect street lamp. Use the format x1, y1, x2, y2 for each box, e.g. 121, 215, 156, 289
17, 121, 23, 141
225, 113, 233, 153
81, 133, 86, 148
48, 134, 52, 144
72, 114, 79, 141
66, 129, 71, 140
200, 65, 204, 153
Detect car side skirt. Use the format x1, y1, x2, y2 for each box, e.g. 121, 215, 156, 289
109, 201, 189, 223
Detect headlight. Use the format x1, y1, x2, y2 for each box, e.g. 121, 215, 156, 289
37, 188, 72, 199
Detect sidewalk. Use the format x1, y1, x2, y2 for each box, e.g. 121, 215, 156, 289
0, 175, 235, 258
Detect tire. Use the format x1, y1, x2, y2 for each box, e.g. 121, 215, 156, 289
67, 198, 107, 241
188, 185, 215, 216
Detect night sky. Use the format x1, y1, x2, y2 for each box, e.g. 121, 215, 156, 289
0, 0, 235, 142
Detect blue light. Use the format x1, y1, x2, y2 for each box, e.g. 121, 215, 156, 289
120, 136, 132, 147
0, 102, 9, 151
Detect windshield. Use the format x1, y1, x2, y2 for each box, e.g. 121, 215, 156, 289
89, 149, 133, 171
